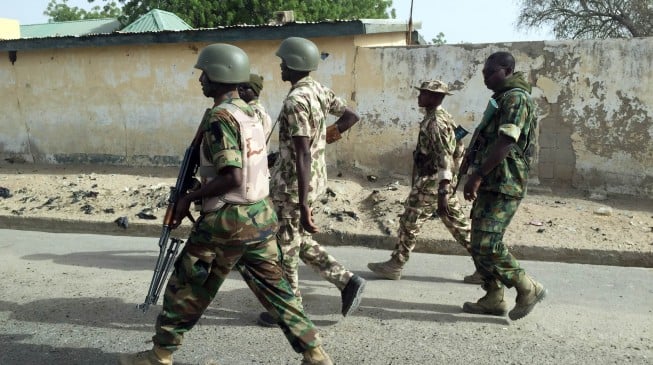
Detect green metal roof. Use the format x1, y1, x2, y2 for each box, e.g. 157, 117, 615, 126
20, 18, 121, 39
121, 9, 192, 33
1, 19, 420, 51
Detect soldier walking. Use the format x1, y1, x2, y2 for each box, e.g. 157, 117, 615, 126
461, 51, 546, 320
258, 37, 366, 327
118, 43, 333, 365
367, 80, 481, 283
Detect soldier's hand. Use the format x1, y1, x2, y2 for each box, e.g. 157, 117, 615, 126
463, 172, 482, 201
171, 195, 191, 229
326, 124, 342, 144
299, 204, 320, 234
436, 193, 450, 217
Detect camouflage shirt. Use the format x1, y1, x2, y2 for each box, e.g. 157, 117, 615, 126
270, 76, 347, 205
477, 73, 538, 198
199, 97, 277, 235
413, 106, 464, 190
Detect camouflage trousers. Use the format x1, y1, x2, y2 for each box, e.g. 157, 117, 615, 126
275, 199, 353, 300
470, 191, 525, 287
392, 184, 472, 263
153, 211, 320, 354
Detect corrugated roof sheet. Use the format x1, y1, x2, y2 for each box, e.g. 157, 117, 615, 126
121, 9, 192, 33
1, 19, 419, 51
20, 18, 121, 38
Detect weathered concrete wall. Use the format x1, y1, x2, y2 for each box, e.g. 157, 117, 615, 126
1, 36, 651, 197
339, 38, 653, 197
0, 36, 360, 165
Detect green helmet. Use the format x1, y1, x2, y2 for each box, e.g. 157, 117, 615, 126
194, 43, 250, 83
276, 37, 320, 72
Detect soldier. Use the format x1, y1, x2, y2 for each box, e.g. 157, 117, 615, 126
258, 37, 365, 327
118, 43, 333, 365
239, 73, 279, 168
367, 80, 481, 283
239, 73, 273, 138
461, 51, 546, 320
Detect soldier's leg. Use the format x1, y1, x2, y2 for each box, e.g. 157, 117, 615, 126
276, 202, 303, 299
298, 228, 352, 290
292, 205, 366, 316
368, 185, 433, 280
256, 201, 306, 327
238, 236, 322, 353
392, 185, 435, 263
438, 194, 472, 252
469, 191, 524, 285
153, 223, 240, 351
468, 191, 546, 319
438, 194, 482, 284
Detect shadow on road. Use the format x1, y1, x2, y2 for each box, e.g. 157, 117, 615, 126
0, 290, 275, 332
17, 250, 506, 327
23, 250, 157, 271
0, 334, 193, 365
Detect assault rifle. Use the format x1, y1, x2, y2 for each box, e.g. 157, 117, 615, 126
138, 109, 209, 312
453, 98, 499, 194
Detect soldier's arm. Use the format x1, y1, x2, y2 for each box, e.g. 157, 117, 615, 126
432, 121, 457, 188
473, 92, 528, 177
285, 97, 320, 232
333, 107, 360, 134
185, 114, 243, 201
293, 135, 319, 233
326, 92, 360, 143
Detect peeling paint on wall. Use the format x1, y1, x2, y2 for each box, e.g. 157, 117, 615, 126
0, 37, 651, 197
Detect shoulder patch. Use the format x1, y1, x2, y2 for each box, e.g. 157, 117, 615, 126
207, 109, 233, 141
210, 121, 223, 141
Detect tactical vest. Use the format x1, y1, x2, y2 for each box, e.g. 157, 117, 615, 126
198, 102, 269, 213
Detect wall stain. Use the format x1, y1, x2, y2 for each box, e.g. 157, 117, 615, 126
580, 91, 651, 161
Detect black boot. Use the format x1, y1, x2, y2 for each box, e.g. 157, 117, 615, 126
341, 274, 366, 316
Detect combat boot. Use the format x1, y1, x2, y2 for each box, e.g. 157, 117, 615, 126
367, 256, 403, 280
463, 269, 484, 285
509, 275, 547, 321
301, 346, 333, 365
256, 311, 278, 327
341, 274, 366, 316
462, 280, 508, 316
118, 346, 173, 365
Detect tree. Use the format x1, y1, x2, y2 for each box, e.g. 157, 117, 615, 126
89, 0, 395, 28
431, 32, 446, 45
516, 0, 653, 39
45, 0, 122, 22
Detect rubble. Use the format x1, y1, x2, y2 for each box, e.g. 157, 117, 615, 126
0, 187, 11, 198
0, 166, 651, 258
114, 216, 129, 229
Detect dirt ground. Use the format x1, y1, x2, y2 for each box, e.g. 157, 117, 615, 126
0, 163, 652, 258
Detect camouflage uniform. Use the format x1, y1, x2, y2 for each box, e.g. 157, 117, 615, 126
470, 72, 538, 287
270, 76, 353, 297
392, 105, 472, 263
154, 98, 321, 353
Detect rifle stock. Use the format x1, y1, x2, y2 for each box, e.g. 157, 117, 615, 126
138, 110, 209, 312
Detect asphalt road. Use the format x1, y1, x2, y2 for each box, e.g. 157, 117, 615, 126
0, 229, 651, 365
